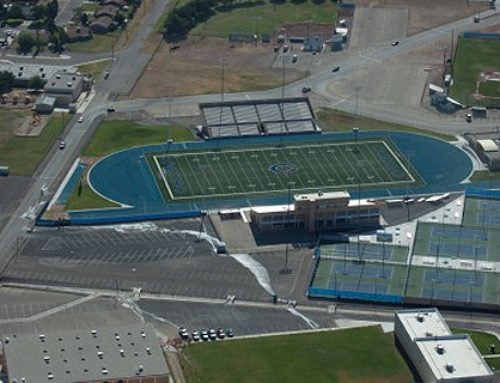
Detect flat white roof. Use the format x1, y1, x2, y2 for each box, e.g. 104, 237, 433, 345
294, 191, 350, 202
250, 204, 295, 214
348, 199, 376, 208
396, 308, 450, 340
416, 336, 493, 380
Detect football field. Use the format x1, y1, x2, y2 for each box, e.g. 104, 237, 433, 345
152, 140, 416, 200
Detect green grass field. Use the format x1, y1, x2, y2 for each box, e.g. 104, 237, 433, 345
67, 31, 120, 53
317, 108, 456, 141
181, 326, 413, 383
478, 80, 500, 98
0, 111, 68, 176
154, 139, 416, 200
191, 1, 337, 37
77, 60, 111, 77
84, 120, 194, 157
65, 181, 118, 210
450, 37, 500, 107
452, 328, 500, 355
486, 357, 500, 371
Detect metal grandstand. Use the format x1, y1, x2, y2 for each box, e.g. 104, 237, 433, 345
199, 97, 321, 139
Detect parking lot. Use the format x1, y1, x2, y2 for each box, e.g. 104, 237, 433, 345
4, 221, 273, 302
139, 299, 336, 338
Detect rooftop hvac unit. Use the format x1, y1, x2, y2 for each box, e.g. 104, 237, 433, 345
416, 313, 424, 322
437, 344, 444, 354
445, 363, 454, 373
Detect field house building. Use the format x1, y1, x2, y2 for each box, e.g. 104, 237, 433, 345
250, 191, 380, 232
395, 308, 494, 383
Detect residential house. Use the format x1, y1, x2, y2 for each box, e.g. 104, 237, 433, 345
95, 4, 119, 18
89, 16, 116, 33
65, 25, 92, 43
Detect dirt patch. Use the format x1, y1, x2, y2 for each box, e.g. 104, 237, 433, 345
15, 114, 52, 137
480, 71, 500, 81
354, 0, 489, 35
130, 35, 307, 98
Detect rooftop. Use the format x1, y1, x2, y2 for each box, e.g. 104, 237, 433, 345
294, 191, 350, 202
396, 308, 450, 340
416, 335, 493, 380
2, 324, 169, 383
0, 60, 76, 81
44, 72, 84, 92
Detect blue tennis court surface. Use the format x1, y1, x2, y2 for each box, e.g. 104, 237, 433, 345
432, 226, 488, 241
429, 242, 487, 258
425, 270, 484, 286
329, 243, 394, 261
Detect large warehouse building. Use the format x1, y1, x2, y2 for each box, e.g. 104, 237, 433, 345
395, 308, 494, 383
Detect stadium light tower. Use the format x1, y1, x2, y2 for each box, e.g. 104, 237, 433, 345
352, 127, 361, 261
280, 181, 294, 275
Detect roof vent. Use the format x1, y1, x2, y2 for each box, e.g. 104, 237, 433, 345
445, 363, 454, 373
39, 334, 46, 341
91, 330, 97, 335
21, 378, 26, 382
138, 365, 144, 374
141, 331, 146, 338
102, 367, 108, 375
56, 74, 61, 79
425, 331, 433, 337
97, 351, 104, 359
416, 313, 424, 322
67, 82, 72, 87
115, 335, 120, 341
48, 372, 54, 380
146, 347, 151, 355
44, 356, 50, 363
72, 76, 76, 80
436, 344, 444, 354
120, 349, 125, 357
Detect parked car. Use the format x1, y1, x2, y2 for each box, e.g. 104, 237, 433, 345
77, 116, 84, 123
302, 86, 311, 93
465, 113, 472, 123
208, 328, 217, 340
332, 65, 340, 72
59, 140, 66, 150
226, 328, 234, 338
474, 16, 480, 23
178, 327, 189, 340
217, 328, 226, 339
201, 329, 209, 341
391, 41, 399, 46
191, 330, 200, 342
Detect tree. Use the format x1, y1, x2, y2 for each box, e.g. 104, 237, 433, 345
0, 71, 15, 93
31, 4, 47, 20
114, 12, 125, 26
7, 5, 23, 19
29, 75, 45, 89
46, 0, 58, 20
80, 12, 88, 26
17, 32, 36, 53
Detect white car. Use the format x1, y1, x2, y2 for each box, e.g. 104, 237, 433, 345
77, 116, 84, 123
59, 141, 66, 150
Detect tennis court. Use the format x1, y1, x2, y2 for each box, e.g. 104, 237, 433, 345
412, 221, 500, 262
463, 195, 500, 227
152, 140, 416, 200
320, 243, 409, 263
405, 265, 499, 306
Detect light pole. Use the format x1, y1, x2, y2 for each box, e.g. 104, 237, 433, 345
352, 127, 361, 260
280, 181, 294, 275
